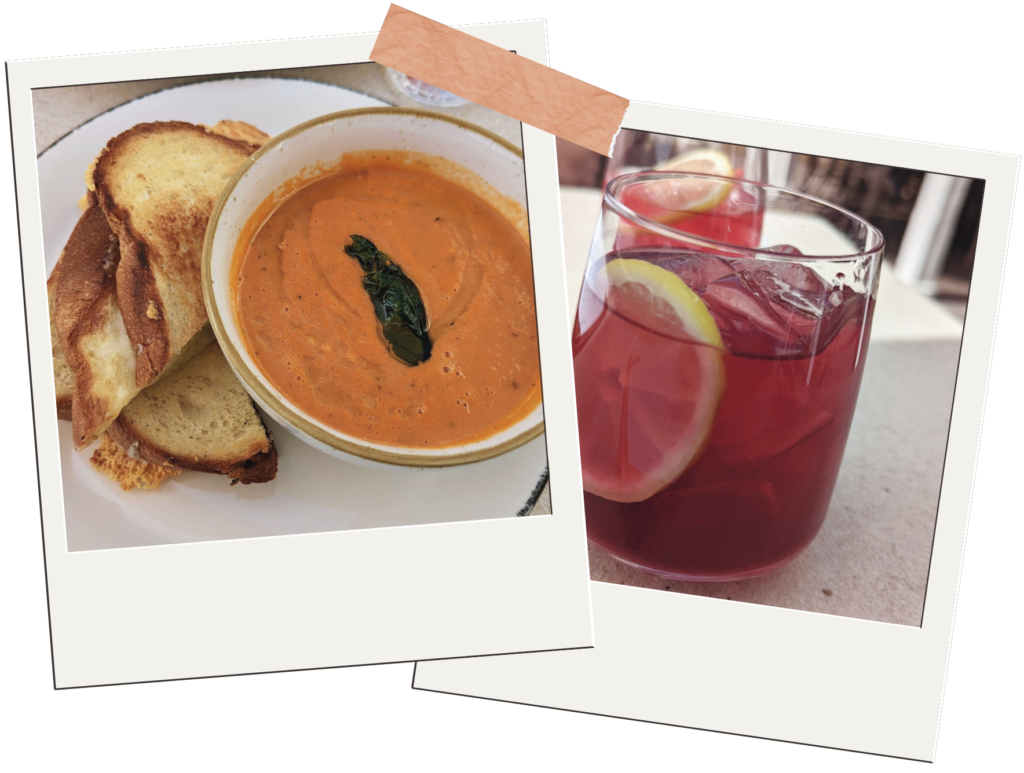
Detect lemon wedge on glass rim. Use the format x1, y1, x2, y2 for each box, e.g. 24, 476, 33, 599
580, 259, 726, 504
635, 148, 735, 216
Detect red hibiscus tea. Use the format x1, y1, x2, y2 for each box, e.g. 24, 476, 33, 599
575, 173, 883, 581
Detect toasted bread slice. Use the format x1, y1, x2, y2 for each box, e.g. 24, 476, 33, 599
47, 262, 75, 421
91, 121, 257, 387
54, 204, 217, 448
52, 203, 120, 374
52, 204, 139, 447
106, 340, 278, 484
53, 240, 181, 491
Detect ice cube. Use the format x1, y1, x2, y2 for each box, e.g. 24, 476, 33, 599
727, 260, 830, 308
762, 244, 804, 256
646, 250, 734, 293
766, 261, 828, 295
701, 272, 803, 357
817, 287, 867, 353
745, 267, 827, 318
702, 257, 866, 357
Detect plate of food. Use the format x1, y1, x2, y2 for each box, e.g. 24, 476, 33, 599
39, 77, 550, 552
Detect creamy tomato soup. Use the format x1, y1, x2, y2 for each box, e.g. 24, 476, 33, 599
232, 152, 541, 448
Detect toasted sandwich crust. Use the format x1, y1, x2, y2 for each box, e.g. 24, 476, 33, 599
110, 232, 167, 385
92, 121, 257, 387
53, 204, 120, 371
56, 390, 73, 421
47, 262, 75, 421
205, 120, 271, 147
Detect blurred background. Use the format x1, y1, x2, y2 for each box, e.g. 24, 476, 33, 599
557, 131, 979, 321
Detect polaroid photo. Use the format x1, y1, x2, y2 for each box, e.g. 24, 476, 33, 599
8, 21, 593, 688
413, 100, 1016, 761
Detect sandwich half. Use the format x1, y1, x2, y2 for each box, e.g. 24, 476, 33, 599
52, 203, 138, 447
91, 121, 258, 387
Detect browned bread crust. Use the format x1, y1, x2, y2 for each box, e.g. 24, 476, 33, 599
47, 262, 74, 421
57, 391, 72, 421
53, 204, 119, 372
206, 120, 271, 147
91, 121, 257, 387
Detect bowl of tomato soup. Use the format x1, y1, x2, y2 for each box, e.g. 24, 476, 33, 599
202, 108, 543, 467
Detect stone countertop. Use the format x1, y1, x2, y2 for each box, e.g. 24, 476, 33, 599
30, 64, 550, 516
560, 186, 963, 627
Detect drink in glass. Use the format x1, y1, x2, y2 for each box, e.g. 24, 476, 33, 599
605, 132, 769, 249
573, 172, 884, 581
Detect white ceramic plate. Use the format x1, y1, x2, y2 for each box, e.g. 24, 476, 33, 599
37, 78, 549, 552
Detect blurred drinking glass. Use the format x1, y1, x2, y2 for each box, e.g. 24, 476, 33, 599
606, 130, 769, 188
604, 132, 770, 252
386, 68, 469, 108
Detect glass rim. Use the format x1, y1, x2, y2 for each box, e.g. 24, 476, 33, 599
604, 170, 886, 261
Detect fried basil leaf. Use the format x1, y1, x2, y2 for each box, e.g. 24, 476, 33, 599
344, 235, 432, 366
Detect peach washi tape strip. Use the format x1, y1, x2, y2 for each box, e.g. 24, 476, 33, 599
371, 5, 629, 156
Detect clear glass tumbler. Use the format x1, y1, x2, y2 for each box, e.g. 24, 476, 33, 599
574, 171, 884, 581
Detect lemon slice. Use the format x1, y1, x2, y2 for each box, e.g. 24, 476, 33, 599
578, 259, 725, 503
656, 147, 734, 176
638, 148, 734, 215
601, 259, 724, 347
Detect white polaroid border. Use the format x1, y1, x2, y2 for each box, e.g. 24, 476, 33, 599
413, 100, 1017, 761
8, 22, 594, 688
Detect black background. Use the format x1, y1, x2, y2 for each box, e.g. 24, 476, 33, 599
12, 9, 1011, 765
